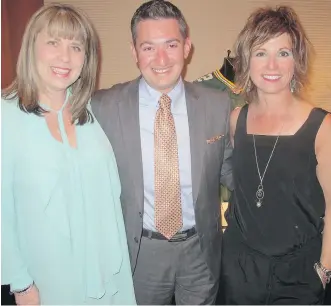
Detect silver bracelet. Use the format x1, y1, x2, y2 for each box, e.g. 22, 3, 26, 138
314, 261, 331, 284
11, 282, 34, 296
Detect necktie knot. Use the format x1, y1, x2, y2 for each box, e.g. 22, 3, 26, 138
159, 94, 171, 111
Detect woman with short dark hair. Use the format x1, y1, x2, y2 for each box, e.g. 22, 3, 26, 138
220, 6, 331, 305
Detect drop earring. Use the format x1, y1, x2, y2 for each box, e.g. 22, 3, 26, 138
290, 78, 296, 93
246, 79, 252, 92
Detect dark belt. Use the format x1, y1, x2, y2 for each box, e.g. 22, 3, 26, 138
142, 227, 196, 242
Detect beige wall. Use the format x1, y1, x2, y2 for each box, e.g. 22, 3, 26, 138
45, 0, 331, 110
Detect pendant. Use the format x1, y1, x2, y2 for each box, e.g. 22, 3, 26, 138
256, 184, 264, 208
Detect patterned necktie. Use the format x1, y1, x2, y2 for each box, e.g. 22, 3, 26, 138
154, 94, 182, 239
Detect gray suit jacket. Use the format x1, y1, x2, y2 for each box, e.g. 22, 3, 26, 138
91, 78, 233, 280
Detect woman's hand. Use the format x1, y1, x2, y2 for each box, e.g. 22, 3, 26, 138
14, 284, 40, 305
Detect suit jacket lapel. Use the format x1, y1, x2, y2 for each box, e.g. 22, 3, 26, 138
118, 78, 144, 212
185, 81, 206, 206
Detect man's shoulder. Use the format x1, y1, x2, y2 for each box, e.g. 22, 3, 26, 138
186, 81, 231, 104
93, 79, 137, 102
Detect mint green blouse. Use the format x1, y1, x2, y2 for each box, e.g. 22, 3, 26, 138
1, 96, 136, 305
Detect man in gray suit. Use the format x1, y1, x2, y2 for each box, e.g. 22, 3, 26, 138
91, 1, 232, 304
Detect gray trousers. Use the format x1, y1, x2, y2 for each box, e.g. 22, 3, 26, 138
133, 233, 219, 305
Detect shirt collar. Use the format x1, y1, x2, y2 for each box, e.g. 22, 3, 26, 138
139, 77, 185, 109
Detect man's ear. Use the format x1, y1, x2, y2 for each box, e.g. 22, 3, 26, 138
130, 42, 138, 63
184, 37, 192, 59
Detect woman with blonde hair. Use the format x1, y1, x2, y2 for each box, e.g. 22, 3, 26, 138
220, 6, 331, 304
1, 3, 136, 305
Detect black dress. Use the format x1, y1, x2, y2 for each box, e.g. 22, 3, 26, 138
221, 104, 328, 305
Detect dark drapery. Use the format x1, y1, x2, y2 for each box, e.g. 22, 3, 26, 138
1, 0, 43, 89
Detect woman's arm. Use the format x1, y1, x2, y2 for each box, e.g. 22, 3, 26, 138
315, 114, 331, 287
229, 106, 242, 148
1, 100, 40, 305
1, 100, 35, 292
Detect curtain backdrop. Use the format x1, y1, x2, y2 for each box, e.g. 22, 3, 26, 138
1, 0, 43, 89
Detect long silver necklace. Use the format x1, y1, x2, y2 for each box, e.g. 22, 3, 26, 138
252, 132, 282, 208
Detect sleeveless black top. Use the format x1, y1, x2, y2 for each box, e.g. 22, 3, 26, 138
227, 104, 328, 256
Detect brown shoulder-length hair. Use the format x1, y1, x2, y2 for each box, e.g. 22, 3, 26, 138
2, 3, 99, 125
233, 6, 313, 102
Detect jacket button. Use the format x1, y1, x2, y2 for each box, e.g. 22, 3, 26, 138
139, 212, 142, 218
134, 237, 138, 243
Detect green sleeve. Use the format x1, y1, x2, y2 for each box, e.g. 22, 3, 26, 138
194, 71, 245, 109
194, 72, 228, 91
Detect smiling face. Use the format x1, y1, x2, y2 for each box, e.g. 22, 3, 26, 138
34, 29, 85, 94
249, 33, 295, 97
131, 18, 191, 93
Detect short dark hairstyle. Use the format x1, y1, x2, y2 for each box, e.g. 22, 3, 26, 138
234, 6, 312, 101
131, 0, 189, 44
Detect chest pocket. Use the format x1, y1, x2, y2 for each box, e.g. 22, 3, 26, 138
205, 132, 225, 165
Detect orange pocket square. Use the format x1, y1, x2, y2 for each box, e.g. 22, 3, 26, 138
206, 134, 224, 144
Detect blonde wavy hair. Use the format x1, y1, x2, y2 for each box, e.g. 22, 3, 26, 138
2, 3, 99, 124
233, 6, 313, 102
